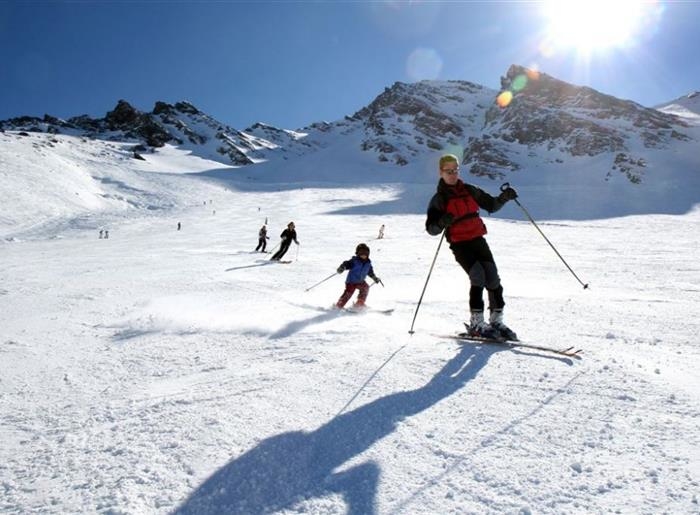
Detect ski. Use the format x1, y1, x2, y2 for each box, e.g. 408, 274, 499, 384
344, 307, 394, 315
298, 304, 394, 316
312, 305, 394, 315
440, 333, 583, 359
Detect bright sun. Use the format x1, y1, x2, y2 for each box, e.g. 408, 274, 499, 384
541, 0, 660, 56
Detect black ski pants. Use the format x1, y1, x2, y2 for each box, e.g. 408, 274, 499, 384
449, 236, 504, 312
271, 240, 292, 261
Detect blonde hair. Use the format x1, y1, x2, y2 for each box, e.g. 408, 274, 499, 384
439, 154, 459, 169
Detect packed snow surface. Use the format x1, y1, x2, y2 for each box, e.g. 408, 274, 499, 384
1, 133, 699, 514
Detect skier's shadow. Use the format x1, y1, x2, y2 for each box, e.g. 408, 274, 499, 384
175, 344, 496, 514
225, 260, 271, 272
269, 310, 343, 339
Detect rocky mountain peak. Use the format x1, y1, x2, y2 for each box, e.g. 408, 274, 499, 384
349, 79, 493, 166
105, 100, 141, 129
462, 64, 691, 180
0, 65, 696, 186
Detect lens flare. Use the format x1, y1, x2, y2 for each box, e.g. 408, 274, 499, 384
526, 68, 540, 81
511, 75, 528, 92
496, 91, 513, 108
495, 68, 539, 108
406, 47, 443, 81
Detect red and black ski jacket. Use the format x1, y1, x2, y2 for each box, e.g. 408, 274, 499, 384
425, 179, 506, 243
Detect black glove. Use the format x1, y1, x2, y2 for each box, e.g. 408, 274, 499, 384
372, 276, 381, 284
438, 213, 454, 229
498, 187, 518, 202
337, 266, 344, 274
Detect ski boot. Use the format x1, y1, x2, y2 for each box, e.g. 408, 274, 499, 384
489, 309, 518, 341
466, 310, 501, 340
352, 300, 367, 311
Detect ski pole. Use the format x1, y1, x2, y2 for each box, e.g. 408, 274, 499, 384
502, 183, 589, 289
409, 230, 446, 334
267, 240, 281, 255
305, 271, 338, 292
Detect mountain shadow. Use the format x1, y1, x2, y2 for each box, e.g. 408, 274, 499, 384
175, 344, 496, 514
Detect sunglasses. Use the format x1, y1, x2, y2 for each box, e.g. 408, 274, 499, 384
441, 167, 459, 175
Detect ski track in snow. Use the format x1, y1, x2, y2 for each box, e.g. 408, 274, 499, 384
2, 181, 700, 513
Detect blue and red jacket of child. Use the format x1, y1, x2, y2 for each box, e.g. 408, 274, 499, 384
338, 256, 377, 284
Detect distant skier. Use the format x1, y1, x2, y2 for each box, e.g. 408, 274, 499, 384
425, 153, 518, 340
255, 225, 269, 252
377, 224, 385, 239
104, 230, 109, 239
335, 243, 381, 309
99, 229, 103, 239
177, 222, 181, 231
270, 222, 299, 261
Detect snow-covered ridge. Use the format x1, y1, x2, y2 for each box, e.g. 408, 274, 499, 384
655, 90, 700, 124
1, 64, 699, 238
0, 130, 233, 240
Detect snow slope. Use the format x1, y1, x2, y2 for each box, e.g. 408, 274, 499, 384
4, 74, 700, 228
1, 142, 699, 513
0, 131, 236, 240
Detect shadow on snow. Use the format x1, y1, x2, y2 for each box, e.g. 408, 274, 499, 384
175, 344, 497, 515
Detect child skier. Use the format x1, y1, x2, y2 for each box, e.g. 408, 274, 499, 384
335, 243, 381, 309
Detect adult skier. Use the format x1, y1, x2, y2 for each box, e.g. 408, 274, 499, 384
425, 153, 518, 340
270, 222, 299, 261
255, 225, 269, 252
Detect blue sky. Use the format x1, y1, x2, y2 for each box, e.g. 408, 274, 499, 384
1, 1, 699, 130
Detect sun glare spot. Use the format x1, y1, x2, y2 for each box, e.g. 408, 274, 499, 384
541, 0, 663, 56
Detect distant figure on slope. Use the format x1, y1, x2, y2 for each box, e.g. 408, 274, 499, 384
104, 230, 109, 239
377, 224, 385, 239
270, 222, 299, 261
335, 243, 381, 309
425, 153, 518, 340
99, 229, 103, 239
177, 222, 181, 231
255, 225, 269, 252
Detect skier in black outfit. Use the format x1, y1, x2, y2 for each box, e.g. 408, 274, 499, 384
270, 222, 299, 261
255, 225, 269, 252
